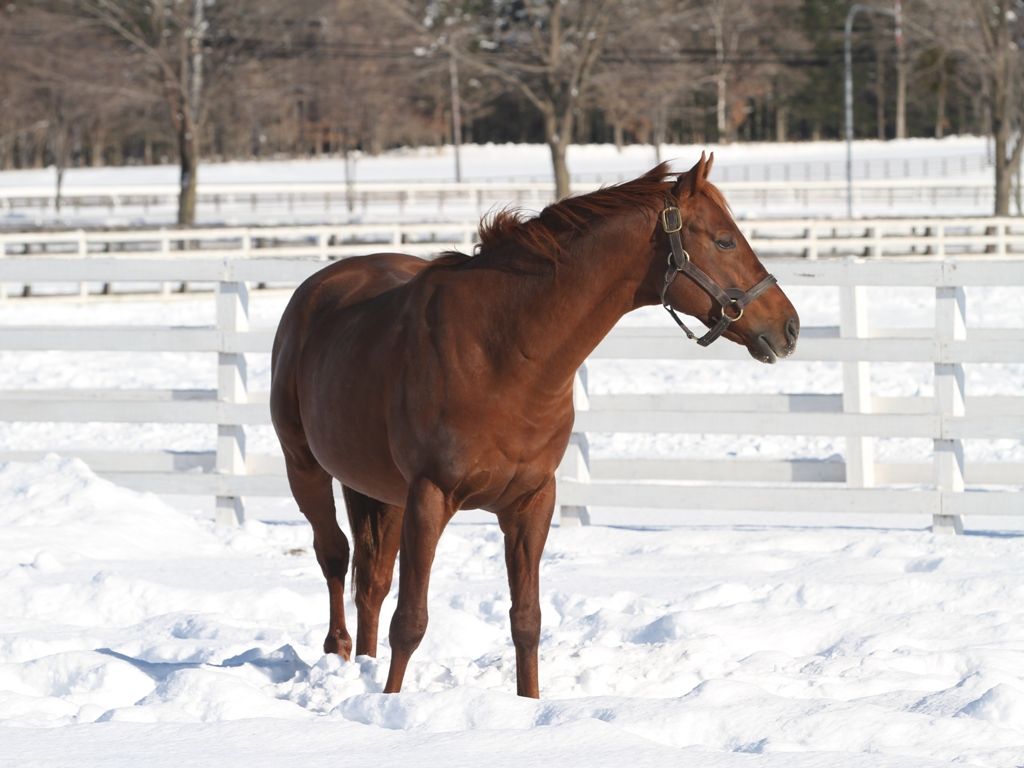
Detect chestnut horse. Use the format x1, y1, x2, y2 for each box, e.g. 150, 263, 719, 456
270, 154, 799, 698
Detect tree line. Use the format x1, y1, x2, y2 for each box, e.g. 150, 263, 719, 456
1, 0, 1021, 219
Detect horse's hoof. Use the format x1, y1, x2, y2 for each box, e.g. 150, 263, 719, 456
323, 633, 353, 660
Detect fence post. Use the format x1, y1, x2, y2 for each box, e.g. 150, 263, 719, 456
77, 231, 89, 298
870, 225, 882, 259
558, 364, 591, 526
840, 281, 875, 487
0, 233, 6, 300
805, 225, 818, 260
317, 230, 328, 260
933, 281, 966, 534
215, 278, 249, 526
160, 230, 171, 296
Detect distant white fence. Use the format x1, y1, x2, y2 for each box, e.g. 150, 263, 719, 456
1, 242, 1022, 531
4, 217, 1024, 300
0, 176, 1008, 224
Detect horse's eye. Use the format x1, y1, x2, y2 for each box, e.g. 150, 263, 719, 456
715, 237, 736, 250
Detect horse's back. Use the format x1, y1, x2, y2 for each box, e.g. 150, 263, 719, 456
283, 253, 431, 326
272, 250, 463, 355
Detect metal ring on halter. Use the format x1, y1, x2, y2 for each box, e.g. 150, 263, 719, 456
667, 249, 689, 270
723, 300, 744, 322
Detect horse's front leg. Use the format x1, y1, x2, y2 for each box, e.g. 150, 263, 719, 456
383, 477, 454, 693
498, 477, 556, 699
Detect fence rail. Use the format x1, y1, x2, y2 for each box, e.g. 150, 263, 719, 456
1, 242, 1022, 530
0, 174, 1007, 225
4, 216, 1024, 300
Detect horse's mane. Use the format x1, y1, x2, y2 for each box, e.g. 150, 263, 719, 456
476, 162, 673, 262
474, 161, 731, 265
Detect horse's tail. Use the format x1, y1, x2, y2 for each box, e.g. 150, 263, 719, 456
342, 486, 380, 595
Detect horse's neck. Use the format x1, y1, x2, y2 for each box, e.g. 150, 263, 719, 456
477, 222, 651, 385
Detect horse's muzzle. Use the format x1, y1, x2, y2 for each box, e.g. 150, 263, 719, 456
749, 316, 799, 364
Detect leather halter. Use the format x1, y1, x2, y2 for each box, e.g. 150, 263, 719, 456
658, 202, 778, 347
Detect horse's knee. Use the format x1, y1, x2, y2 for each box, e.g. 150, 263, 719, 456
390, 606, 428, 652
314, 534, 350, 578
509, 604, 541, 651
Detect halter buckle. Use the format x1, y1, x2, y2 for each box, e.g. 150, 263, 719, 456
660, 206, 683, 234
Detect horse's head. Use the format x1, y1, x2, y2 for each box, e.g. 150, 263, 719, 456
652, 153, 799, 363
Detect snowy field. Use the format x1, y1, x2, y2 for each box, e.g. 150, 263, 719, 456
0, 135, 1002, 227
2, 139, 1024, 766
2, 454, 1024, 767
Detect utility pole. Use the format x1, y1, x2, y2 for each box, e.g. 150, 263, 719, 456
845, 3, 897, 218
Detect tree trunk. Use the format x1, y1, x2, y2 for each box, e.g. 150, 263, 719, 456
545, 110, 573, 200
895, 48, 907, 138
548, 136, 570, 201
88, 118, 107, 167
174, 0, 203, 226
178, 112, 198, 225
875, 33, 887, 140
716, 71, 729, 143
993, 128, 1020, 216
989, 0, 1019, 216
934, 58, 948, 139
448, 50, 462, 182
651, 99, 667, 165
775, 105, 788, 142
50, 96, 68, 215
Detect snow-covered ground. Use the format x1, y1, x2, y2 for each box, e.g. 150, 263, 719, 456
0, 136, 992, 186
2, 456, 1024, 767
2, 139, 1023, 765
0, 136, 1002, 227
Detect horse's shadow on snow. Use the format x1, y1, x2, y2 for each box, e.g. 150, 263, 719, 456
96, 644, 309, 684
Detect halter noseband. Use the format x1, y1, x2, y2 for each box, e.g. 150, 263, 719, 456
658, 202, 777, 347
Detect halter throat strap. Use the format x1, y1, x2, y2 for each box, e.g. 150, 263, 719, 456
658, 202, 777, 347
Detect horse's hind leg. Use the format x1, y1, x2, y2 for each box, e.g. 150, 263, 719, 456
342, 485, 402, 657
283, 450, 353, 659
498, 477, 556, 698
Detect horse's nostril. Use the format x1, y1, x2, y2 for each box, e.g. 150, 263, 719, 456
785, 317, 800, 345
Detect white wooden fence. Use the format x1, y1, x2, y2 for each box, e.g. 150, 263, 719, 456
3, 216, 1024, 301
1, 237, 1022, 532
0, 176, 1008, 224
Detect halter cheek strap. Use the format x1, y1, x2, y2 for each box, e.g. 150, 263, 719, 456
658, 203, 778, 347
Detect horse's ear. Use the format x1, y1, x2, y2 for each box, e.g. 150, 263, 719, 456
704, 151, 715, 179
672, 151, 708, 198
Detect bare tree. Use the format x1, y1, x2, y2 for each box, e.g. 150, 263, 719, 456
473, 0, 615, 198
590, 1, 702, 157
75, 0, 212, 224
972, 0, 1024, 215
926, 0, 1024, 214
1, 4, 143, 200
388, 0, 617, 199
